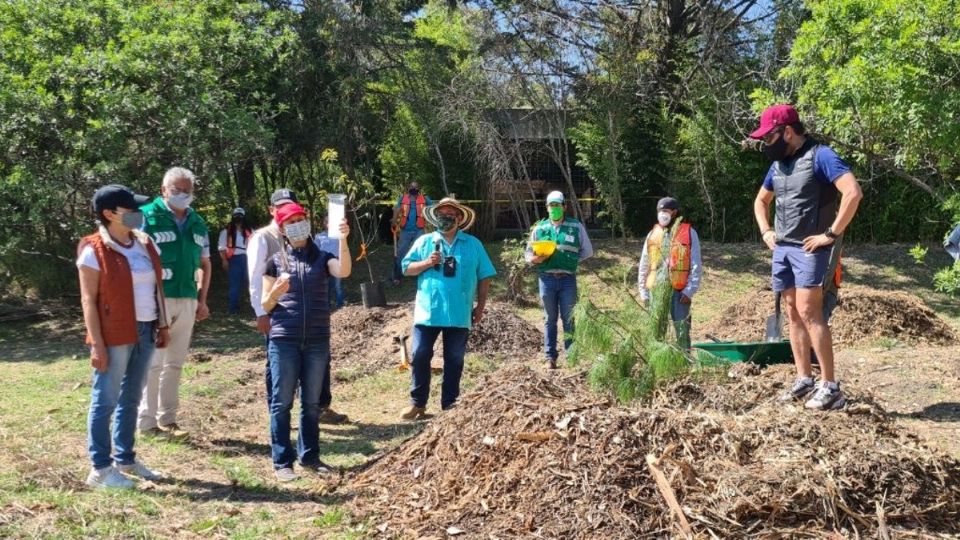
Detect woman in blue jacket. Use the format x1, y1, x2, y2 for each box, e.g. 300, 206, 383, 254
260, 202, 351, 482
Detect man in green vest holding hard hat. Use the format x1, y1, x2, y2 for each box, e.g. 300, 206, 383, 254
138, 167, 211, 437
525, 191, 594, 369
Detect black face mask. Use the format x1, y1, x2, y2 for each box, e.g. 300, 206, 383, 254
761, 134, 790, 161
436, 214, 457, 232
409, 188, 419, 196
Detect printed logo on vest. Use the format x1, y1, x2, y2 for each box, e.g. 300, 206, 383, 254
193, 233, 205, 246
161, 268, 173, 280
153, 231, 176, 243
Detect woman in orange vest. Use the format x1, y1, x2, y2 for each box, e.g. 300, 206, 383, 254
218, 207, 252, 315
391, 182, 432, 285
77, 184, 170, 489
637, 197, 703, 350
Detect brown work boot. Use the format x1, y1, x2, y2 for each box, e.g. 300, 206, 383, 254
318, 408, 350, 424
399, 405, 427, 421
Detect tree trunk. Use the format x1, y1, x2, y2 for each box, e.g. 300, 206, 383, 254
235, 159, 256, 209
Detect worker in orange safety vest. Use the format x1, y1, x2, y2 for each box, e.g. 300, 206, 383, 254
637, 197, 703, 350
391, 182, 432, 285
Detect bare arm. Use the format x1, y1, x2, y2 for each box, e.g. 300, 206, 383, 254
261, 274, 290, 313
829, 173, 863, 234
754, 187, 776, 250
405, 255, 440, 276
78, 266, 108, 372
327, 220, 353, 278
472, 278, 491, 326
195, 256, 212, 321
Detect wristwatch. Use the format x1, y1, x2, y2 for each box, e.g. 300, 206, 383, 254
824, 227, 838, 239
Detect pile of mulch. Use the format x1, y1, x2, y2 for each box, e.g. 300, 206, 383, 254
347, 364, 960, 538
700, 286, 957, 346
330, 303, 542, 381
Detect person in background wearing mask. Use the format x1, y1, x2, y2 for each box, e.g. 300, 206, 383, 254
750, 104, 863, 411
637, 197, 703, 351
525, 191, 594, 369
391, 182, 432, 285
218, 207, 252, 315
248, 189, 349, 424
399, 198, 496, 419
137, 167, 211, 438
78, 185, 170, 488
260, 203, 352, 481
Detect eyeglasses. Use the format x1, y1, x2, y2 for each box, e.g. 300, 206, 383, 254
762, 126, 784, 145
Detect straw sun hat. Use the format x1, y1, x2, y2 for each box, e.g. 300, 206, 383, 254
423, 197, 476, 231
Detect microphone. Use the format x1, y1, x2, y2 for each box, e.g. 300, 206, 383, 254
433, 240, 442, 271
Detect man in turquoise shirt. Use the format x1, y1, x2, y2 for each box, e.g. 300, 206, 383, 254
399, 197, 496, 420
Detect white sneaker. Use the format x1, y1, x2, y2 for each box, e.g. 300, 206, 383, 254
117, 460, 164, 481
804, 382, 847, 410
86, 466, 135, 489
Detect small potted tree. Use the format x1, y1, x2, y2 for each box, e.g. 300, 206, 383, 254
348, 194, 388, 308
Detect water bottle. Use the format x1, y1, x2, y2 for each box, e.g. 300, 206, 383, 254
327, 193, 346, 239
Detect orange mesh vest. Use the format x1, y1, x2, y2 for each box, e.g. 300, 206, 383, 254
645, 223, 692, 291
400, 194, 427, 229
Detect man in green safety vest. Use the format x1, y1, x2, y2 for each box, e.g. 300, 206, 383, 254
137, 167, 211, 438
525, 191, 594, 369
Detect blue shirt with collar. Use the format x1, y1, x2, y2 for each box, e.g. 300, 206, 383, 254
401, 230, 497, 329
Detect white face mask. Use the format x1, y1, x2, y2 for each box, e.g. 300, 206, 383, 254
284, 220, 311, 242
657, 211, 672, 227
167, 192, 193, 210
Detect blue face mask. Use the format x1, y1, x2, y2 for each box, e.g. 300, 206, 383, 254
120, 211, 144, 229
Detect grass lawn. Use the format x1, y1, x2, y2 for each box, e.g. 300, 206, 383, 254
1, 237, 957, 537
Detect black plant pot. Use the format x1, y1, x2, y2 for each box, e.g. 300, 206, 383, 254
360, 281, 386, 308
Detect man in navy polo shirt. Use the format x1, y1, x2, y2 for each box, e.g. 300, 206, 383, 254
750, 104, 863, 411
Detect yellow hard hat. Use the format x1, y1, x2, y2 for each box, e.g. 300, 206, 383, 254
531, 240, 556, 257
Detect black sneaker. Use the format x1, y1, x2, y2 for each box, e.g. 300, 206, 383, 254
548, 358, 558, 370
778, 377, 816, 402
804, 383, 846, 411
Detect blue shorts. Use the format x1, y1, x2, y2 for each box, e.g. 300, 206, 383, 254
771, 244, 830, 291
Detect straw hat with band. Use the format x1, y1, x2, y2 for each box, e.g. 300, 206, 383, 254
423, 197, 476, 231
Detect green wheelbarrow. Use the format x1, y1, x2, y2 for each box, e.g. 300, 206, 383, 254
691, 338, 794, 367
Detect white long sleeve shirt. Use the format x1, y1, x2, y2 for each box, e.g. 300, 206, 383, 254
637, 227, 702, 302
247, 223, 283, 317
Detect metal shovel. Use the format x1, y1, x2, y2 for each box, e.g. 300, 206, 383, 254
765, 291, 783, 342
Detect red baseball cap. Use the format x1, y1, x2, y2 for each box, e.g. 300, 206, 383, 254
274, 202, 307, 225
749, 104, 800, 139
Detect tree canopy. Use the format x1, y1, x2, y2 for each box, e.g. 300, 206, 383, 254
2, 0, 958, 296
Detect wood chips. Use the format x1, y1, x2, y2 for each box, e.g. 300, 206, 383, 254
346, 364, 960, 538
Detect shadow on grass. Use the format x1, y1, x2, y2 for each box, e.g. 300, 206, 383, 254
196, 421, 422, 464
169, 476, 355, 505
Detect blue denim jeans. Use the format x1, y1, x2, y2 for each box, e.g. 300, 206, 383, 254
538, 273, 578, 361
88, 321, 155, 470
264, 336, 333, 412
392, 229, 422, 281
267, 338, 330, 469
410, 325, 469, 409
669, 291, 692, 351
227, 254, 248, 314
328, 276, 344, 310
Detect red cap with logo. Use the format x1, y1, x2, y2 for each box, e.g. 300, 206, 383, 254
749, 104, 800, 139
274, 202, 307, 226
